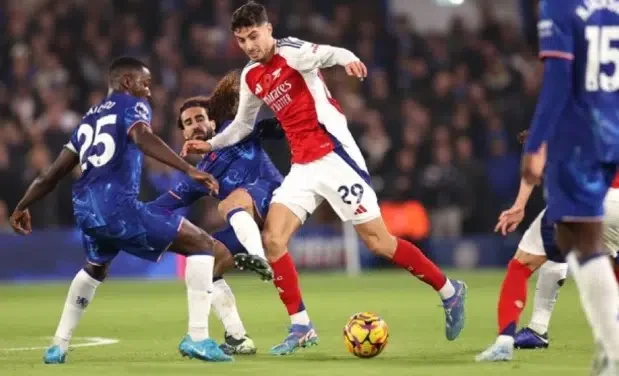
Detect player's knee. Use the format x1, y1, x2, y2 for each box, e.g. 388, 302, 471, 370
218, 194, 252, 220
361, 233, 396, 257
262, 230, 287, 261
514, 250, 546, 271
83, 263, 108, 282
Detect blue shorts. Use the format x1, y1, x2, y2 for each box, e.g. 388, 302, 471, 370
242, 179, 279, 220
545, 159, 617, 222
81, 203, 183, 265
540, 210, 564, 262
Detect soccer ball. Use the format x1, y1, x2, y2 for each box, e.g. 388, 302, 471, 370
343, 312, 389, 358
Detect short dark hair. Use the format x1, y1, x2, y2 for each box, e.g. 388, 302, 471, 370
108, 56, 148, 87
230, 1, 268, 32
109, 56, 147, 75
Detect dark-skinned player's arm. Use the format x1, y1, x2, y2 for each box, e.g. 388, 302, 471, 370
128, 121, 218, 195
181, 69, 261, 156
11, 148, 79, 235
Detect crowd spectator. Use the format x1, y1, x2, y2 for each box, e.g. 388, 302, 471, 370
0, 0, 545, 237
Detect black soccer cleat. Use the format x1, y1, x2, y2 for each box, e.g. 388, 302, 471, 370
233, 253, 273, 281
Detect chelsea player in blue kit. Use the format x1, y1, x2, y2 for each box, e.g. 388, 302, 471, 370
483, 1, 619, 372
149, 71, 284, 354
9, 57, 233, 363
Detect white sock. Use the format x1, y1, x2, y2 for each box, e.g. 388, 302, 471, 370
52, 269, 101, 351
212, 278, 247, 339
290, 311, 311, 326
185, 254, 215, 342
528, 260, 568, 334
439, 279, 456, 300
228, 210, 266, 259
566, 253, 599, 339
569, 252, 619, 360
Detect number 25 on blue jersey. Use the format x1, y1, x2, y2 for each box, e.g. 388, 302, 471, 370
76, 114, 117, 171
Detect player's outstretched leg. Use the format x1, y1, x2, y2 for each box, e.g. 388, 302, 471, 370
354, 217, 467, 341
44, 263, 107, 364
172, 219, 232, 362
211, 277, 256, 355
515, 260, 567, 349
476, 251, 547, 362
262, 204, 318, 356
218, 189, 273, 281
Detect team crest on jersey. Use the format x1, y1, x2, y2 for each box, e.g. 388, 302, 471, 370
134, 102, 150, 121
210, 152, 217, 161
262, 73, 273, 89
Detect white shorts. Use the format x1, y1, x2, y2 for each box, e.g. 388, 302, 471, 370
271, 151, 381, 225
519, 188, 619, 258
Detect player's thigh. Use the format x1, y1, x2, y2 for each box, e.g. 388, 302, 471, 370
270, 164, 322, 225
545, 159, 615, 223
354, 217, 397, 258
218, 188, 255, 221
518, 208, 564, 262
170, 219, 216, 255
243, 179, 281, 224
314, 152, 381, 225
81, 231, 117, 277
262, 203, 304, 261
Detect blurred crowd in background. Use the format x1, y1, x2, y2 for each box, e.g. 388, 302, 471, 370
0, 0, 546, 239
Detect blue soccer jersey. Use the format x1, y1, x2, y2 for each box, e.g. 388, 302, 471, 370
65, 92, 184, 264
149, 119, 283, 254
536, 0, 619, 162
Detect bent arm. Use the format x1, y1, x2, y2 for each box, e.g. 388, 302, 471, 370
16, 148, 79, 211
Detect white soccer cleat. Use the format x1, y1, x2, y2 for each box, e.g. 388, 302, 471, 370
475, 336, 514, 362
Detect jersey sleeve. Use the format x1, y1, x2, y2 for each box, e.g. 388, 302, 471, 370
537, 0, 574, 60
64, 127, 79, 154
280, 37, 359, 72
124, 98, 153, 134
150, 175, 209, 211
208, 67, 261, 150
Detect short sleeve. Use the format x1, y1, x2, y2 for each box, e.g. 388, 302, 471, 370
124, 98, 152, 134
64, 128, 79, 154
537, 0, 575, 60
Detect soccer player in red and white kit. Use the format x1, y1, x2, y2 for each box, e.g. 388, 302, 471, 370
182, 1, 467, 355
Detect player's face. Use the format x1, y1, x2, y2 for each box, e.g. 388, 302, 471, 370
181, 107, 216, 141
234, 23, 274, 62
128, 67, 152, 100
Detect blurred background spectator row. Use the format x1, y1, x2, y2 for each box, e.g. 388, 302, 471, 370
0, 0, 546, 239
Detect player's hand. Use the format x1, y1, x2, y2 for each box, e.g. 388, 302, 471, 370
10, 208, 32, 235
521, 143, 547, 186
181, 140, 212, 157
494, 206, 525, 236
188, 168, 219, 195
345, 61, 368, 81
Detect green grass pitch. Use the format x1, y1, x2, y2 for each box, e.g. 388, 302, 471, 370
0, 270, 594, 375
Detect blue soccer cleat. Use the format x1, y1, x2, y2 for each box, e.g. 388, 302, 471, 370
442, 279, 467, 341
178, 335, 233, 362
514, 327, 549, 349
43, 345, 66, 364
269, 324, 318, 355
475, 336, 514, 362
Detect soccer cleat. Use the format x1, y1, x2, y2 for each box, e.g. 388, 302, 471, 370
219, 332, 257, 355
178, 335, 233, 362
269, 323, 318, 356
43, 345, 66, 364
475, 336, 514, 362
233, 253, 273, 281
514, 327, 549, 349
442, 279, 467, 341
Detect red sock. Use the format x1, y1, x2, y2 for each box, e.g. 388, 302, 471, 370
614, 263, 619, 284
498, 259, 533, 336
269, 252, 305, 315
391, 238, 447, 291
